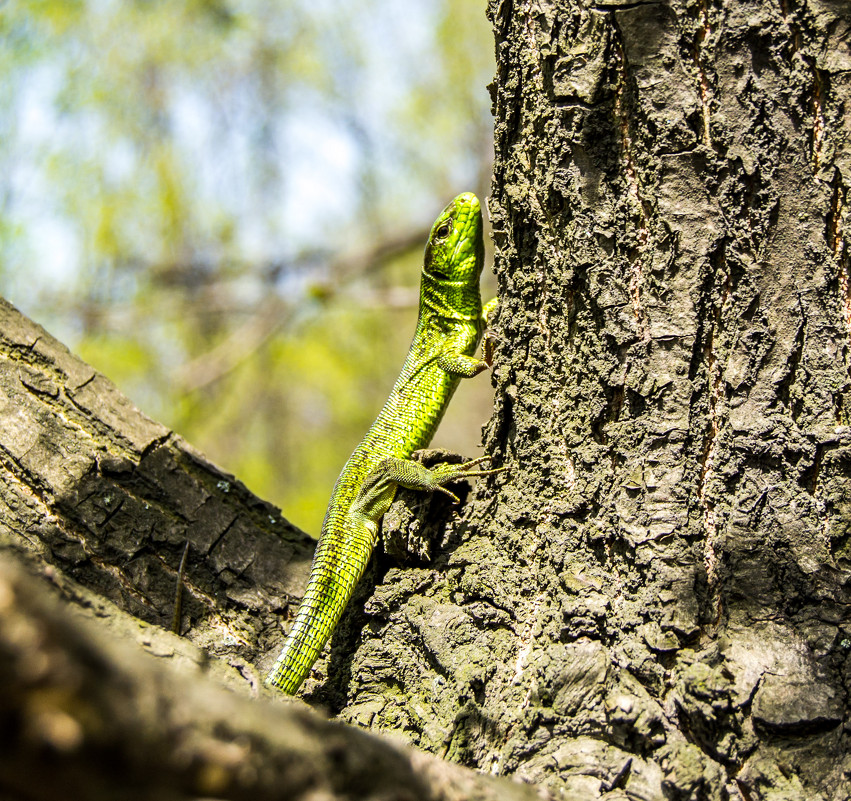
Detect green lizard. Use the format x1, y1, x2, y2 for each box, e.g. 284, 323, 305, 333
266, 192, 502, 694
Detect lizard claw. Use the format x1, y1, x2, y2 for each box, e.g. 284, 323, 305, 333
482, 330, 504, 368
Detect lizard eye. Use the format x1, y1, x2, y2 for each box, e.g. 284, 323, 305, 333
435, 220, 452, 239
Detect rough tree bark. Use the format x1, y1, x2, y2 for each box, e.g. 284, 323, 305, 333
0, 296, 311, 674
2, 0, 851, 799
319, 0, 851, 799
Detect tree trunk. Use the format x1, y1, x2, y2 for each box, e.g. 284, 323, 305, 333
327, 1, 851, 798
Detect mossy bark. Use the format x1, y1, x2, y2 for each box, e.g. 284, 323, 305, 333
331, 1, 851, 798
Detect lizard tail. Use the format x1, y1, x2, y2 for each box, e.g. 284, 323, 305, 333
265, 518, 376, 693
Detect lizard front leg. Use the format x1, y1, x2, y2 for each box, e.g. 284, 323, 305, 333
351, 455, 506, 521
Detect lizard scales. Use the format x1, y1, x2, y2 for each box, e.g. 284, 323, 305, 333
266, 192, 496, 694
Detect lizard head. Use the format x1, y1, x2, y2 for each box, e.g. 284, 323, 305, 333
423, 192, 485, 287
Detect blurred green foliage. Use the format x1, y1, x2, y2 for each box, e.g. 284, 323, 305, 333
0, 0, 495, 535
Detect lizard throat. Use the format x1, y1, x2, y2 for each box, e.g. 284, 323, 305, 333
419, 270, 482, 321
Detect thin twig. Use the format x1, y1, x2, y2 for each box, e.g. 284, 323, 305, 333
170, 540, 190, 635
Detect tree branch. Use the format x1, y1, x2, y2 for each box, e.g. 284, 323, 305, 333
0, 552, 549, 801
